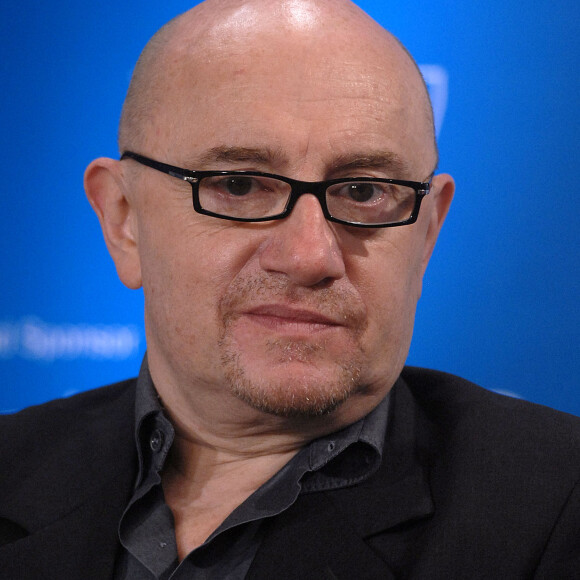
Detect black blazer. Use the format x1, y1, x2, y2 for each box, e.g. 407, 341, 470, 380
1, 368, 579, 579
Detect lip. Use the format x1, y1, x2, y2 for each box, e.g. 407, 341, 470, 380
241, 304, 344, 331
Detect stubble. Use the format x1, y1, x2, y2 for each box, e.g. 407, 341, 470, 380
217, 273, 368, 418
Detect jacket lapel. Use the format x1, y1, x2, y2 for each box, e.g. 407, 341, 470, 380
0, 467, 132, 580
0, 382, 137, 580
249, 378, 435, 579
248, 491, 399, 580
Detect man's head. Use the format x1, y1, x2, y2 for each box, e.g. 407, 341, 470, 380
85, 0, 454, 431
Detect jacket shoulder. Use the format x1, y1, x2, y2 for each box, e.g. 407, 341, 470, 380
400, 365, 580, 482
0, 379, 137, 497
401, 366, 580, 427
0, 378, 137, 434
0, 380, 138, 575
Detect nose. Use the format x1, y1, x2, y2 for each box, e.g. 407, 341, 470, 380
258, 194, 346, 287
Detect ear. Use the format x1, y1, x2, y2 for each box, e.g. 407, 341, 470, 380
420, 172, 455, 274
84, 157, 143, 289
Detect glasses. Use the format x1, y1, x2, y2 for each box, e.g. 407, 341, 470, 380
121, 151, 431, 228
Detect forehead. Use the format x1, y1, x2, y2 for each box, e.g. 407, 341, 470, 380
147, 19, 434, 175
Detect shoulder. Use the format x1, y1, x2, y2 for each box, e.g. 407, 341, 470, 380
0, 378, 137, 431
400, 366, 580, 439
399, 365, 580, 489
0, 380, 139, 556
0, 379, 137, 482
391, 368, 580, 576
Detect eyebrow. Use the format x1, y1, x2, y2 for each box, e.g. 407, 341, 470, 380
195, 146, 287, 168
191, 146, 413, 178
327, 151, 412, 178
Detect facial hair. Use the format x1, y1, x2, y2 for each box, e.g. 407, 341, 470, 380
217, 273, 369, 418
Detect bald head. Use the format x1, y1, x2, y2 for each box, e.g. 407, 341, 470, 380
118, 0, 437, 165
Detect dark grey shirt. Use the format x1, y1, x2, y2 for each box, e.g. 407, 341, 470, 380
115, 359, 390, 579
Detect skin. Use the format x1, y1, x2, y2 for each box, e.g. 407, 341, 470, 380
85, 0, 454, 554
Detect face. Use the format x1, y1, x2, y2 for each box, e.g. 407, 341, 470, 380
106, 15, 452, 424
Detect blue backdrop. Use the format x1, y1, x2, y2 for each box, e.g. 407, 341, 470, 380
1, 0, 579, 415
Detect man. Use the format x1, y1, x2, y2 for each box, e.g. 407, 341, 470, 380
1, 0, 579, 578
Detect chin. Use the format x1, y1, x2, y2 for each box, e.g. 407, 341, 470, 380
221, 353, 364, 418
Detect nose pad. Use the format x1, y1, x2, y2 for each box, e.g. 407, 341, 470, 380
259, 194, 346, 286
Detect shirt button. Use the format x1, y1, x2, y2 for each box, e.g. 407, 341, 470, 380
150, 429, 164, 452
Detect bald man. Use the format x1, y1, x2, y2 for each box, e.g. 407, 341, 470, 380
1, 1, 580, 578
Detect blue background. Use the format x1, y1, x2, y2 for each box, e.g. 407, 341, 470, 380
1, 0, 579, 414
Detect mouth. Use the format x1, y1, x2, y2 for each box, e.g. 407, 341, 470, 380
240, 304, 344, 334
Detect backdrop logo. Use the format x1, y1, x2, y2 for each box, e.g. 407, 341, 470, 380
0, 318, 141, 362
419, 65, 449, 137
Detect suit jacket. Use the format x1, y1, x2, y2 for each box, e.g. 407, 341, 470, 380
1, 367, 579, 579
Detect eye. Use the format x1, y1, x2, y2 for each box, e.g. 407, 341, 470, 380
331, 181, 388, 204
198, 174, 291, 219
221, 176, 256, 196
342, 182, 380, 203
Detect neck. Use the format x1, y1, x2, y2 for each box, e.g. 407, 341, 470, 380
152, 365, 359, 465
160, 408, 306, 558
163, 410, 305, 491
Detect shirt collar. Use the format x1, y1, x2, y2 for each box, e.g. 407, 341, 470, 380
132, 354, 389, 494
301, 393, 389, 492
133, 356, 174, 489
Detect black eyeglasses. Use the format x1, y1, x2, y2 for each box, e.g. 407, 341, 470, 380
121, 151, 431, 228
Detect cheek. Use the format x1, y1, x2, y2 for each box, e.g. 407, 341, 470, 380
352, 239, 425, 362
138, 210, 259, 348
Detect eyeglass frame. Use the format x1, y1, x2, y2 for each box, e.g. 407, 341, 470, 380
120, 150, 432, 229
